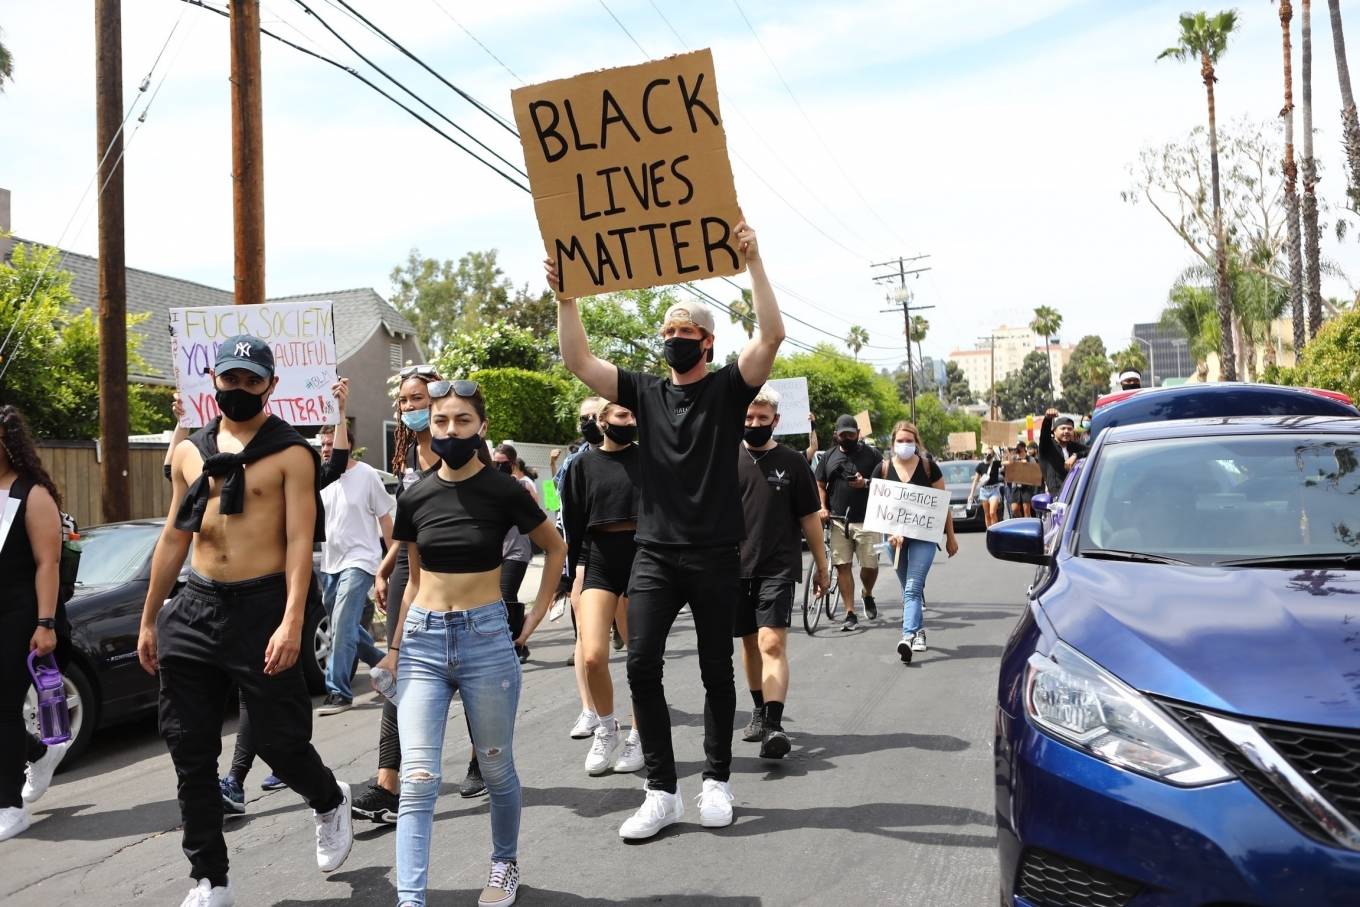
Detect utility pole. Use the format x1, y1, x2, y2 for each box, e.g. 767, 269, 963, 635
96, 0, 130, 523
231, 0, 265, 305
872, 255, 932, 423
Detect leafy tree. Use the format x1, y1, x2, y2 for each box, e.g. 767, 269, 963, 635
942, 361, 976, 405
845, 325, 869, 360
434, 320, 544, 377
1281, 1, 1308, 356
913, 393, 982, 458
908, 316, 929, 380
1263, 307, 1360, 399
728, 288, 754, 339
0, 29, 12, 92
573, 286, 675, 375
995, 350, 1055, 420
1157, 10, 1242, 379
1029, 305, 1063, 398
475, 367, 576, 444
1058, 335, 1111, 412
1328, 0, 1360, 209
770, 344, 906, 449
1300, 1, 1323, 340
1111, 342, 1148, 377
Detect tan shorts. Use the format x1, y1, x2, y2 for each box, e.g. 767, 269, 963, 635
829, 522, 882, 568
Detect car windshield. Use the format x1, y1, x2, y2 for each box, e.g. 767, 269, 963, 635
1077, 433, 1360, 566
75, 523, 161, 586
940, 462, 976, 484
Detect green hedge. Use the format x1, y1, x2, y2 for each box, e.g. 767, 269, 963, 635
1263, 309, 1360, 401
474, 367, 576, 444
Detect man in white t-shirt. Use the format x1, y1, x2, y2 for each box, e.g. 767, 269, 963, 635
316, 423, 395, 715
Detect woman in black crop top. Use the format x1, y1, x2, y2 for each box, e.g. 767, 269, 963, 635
878, 420, 958, 667
559, 400, 644, 776
373, 379, 565, 907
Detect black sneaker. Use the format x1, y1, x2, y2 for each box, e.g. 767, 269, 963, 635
460, 761, 488, 798
863, 595, 878, 620
351, 784, 399, 824
741, 709, 764, 743
841, 611, 859, 632
759, 728, 791, 760
897, 636, 914, 664
317, 693, 353, 716
515, 644, 530, 664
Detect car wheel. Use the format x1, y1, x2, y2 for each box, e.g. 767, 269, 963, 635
303, 607, 329, 696
23, 660, 98, 768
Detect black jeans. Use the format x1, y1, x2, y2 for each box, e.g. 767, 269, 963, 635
158, 572, 342, 886
1, 603, 48, 809
625, 544, 740, 794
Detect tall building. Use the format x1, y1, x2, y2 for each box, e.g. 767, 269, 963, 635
1131, 322, 1194, 386
948, 325, 1075, 402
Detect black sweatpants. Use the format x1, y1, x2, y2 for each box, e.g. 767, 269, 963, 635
1, 604, 47, 809
158, 572, 342, 886
625, 544, 740, 794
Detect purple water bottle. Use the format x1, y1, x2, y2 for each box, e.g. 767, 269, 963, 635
27, 652, 72, 746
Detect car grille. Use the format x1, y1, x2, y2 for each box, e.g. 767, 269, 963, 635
1015, 848, 1141, 907
1163, 702, 1360, 849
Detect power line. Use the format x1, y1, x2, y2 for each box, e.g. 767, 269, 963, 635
597, 0, 651, 58
426, 0, 524, 85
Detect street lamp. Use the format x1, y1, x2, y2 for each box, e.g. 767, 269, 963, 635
1170, 338, 1186, 378
1130, 335, 1156, 387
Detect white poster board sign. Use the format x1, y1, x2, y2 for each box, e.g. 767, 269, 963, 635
765, 377, 811, 436
861, 478, 950, 545
168, 301, 339, 427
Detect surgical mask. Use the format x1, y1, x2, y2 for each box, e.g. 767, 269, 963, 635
215, 387, 267, 422
663, 336, 705, 372
430, 432, 483, 469
894, 442, 916, 459
743, 424, 774, 447
580, 417, 605, 446
602, 422, 637, 445
401, 409, 430, 432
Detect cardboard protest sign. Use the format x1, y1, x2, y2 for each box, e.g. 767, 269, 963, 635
982, 420, 1018, 449
862, 478, 951, 545
765, 377, 811, 436
511, 49, 744, 297
168, 301, 339, 428
855, 411, 873, 437
1004, 460, 1043, 487
948, 432, 977, 454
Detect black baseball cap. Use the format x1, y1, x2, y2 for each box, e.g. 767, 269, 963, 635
835, 414, 859, 434
1054, 416, 1075, 428
214, 334, 274, 379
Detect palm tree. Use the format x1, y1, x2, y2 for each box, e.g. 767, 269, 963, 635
1029, 305, 1064, 398
728, 288, 754, 339
1163, 279, 1218, 381
908, 315, 929, 382
1281, 2, 1308, 357
1160, 10, 1240, 381
0, 30, 12, 92
1327, 1, 1360, 207
1301, 1, 1325, 341
846, 325, 869, 360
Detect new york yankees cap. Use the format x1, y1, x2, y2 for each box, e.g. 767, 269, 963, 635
214, 334, 275, 379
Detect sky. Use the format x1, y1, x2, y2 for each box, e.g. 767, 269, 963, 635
3, 0, 1360, 370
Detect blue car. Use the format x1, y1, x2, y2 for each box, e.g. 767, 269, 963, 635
988, 415, 1360, 906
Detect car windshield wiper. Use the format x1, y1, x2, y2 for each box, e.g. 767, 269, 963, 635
1080, 548, 1191, 566
1216, 553, 1360, 568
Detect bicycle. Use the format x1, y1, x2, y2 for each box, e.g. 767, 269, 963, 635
803, 509, 849, 634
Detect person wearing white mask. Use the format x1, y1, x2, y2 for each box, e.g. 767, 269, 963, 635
874, 421, 958, 663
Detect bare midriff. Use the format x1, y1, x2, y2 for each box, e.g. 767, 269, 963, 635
184, 449, 291, 582
414, 565, 503, 612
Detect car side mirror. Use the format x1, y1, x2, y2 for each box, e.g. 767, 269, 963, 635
1031, 493, 1052, 514
987, 518, 1049, 565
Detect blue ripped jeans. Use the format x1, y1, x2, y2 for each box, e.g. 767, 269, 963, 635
395, 602, 522, 906
893, 538, 937, 636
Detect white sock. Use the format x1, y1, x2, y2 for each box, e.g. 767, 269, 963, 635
597, 714, 618, 733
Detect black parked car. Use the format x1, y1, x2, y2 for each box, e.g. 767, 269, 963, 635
939, 459, 984, 530
23, 519, 342, 764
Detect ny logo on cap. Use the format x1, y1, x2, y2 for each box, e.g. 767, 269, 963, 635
235, 341, 252, 357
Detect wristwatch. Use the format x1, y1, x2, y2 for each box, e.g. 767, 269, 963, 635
36, 617, 55, 629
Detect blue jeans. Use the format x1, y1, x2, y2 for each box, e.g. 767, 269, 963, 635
321, 568, 383, 700
894, 538, 937, 636
396, 602, 522, 905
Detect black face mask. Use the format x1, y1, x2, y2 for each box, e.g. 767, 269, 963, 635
743, 424, 774, 447
663, 337, 705, 372
602, 422, 637, 445
430, 432, 483, 469
838, 437, 858, 453
495, 461, 514, 474
580, 417, 605, 446
216, 387, 267, 422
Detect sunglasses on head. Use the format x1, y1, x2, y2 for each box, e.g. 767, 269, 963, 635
399, 364, 440, 379
427, 379, 480, 400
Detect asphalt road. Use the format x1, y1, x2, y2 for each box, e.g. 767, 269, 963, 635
1, 532, 1032, 906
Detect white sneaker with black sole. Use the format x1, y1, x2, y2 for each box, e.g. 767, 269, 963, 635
897, 635, 914, 663
317, 694, 353, 716
584, 723, 623, 775
315, 781, 354, 872
21, 739, 71, 804
619, 787, 683, 840
696, 779, 734, 828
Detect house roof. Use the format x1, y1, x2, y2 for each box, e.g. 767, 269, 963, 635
12, 239, 418, 384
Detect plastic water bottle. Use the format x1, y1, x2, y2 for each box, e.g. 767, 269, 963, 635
369, 666, 397, 703
27, 652, 72, 745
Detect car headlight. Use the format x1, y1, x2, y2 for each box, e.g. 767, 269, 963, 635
1025, 643, 1230, 785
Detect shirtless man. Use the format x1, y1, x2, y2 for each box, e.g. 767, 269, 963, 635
137, 336, 353, 907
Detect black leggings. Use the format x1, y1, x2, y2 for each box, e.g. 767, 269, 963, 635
376, 553, 409, 773
2, 604, 48, 809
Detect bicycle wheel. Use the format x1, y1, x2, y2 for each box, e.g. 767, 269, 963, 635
825, 581, 842, 621
802, 561, 823, 635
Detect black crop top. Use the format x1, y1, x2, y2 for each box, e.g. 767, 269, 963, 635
565, 446, 640, 529
392, 465, 546, 574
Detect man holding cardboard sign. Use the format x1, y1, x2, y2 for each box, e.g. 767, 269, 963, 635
551, 216, 784, 840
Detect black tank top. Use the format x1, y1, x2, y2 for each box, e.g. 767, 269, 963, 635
0, 476, 39, 609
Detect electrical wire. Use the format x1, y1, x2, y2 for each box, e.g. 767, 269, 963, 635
426, 0, 524, 84
597, 0, 652, 58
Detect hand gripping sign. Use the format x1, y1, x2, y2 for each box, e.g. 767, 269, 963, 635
861, 478, 951, 547
512, 49, 745, 297
168, 301, 339, 427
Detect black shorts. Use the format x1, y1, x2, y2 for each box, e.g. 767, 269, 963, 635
732, 577, 795, 637
581, 529, 637, 596
1013, 487, 1036, 505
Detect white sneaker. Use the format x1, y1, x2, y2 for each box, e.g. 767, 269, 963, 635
618, 787, 683, 840
178, 878, 235, 907
584, 724, 623, 776
613, 730, 644, 773
0, 806, 30, 842
477, 859, 520, 906
912, 630, 928, 652
314, 780, 354, 872
569, 710, 600, 739
22, 740, 71, 804
696, 778, 734, 828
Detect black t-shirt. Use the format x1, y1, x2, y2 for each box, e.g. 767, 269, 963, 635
392, 465, 546, 573
976, 459, 1003, 487
616, 362, 760, 546
815, 442, 883, 522
738, 444, 821, 580
883, 455, 943, 487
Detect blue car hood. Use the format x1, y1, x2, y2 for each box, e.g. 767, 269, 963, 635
1042, 558, 1360, 728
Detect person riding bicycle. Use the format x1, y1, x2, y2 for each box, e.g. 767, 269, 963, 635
814, 415, 883, 631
